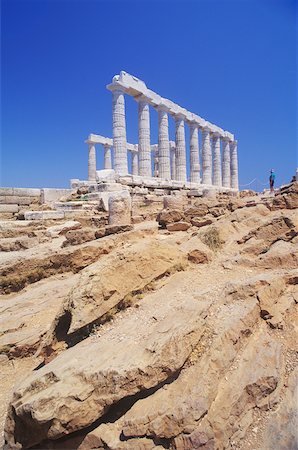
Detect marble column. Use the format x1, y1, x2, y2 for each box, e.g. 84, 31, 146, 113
230, 140, 239, 190
138, 97, 151, 177
112, 88, 128, 175
153, 147, 159, 177
201, 128, 212, 185
175, 115, 187, 182
157, 107, 171, 179
212, 134, 222, 186
189, 124, 200, 183
222, 138, 231, 187
132, 147, 139, 176
170, 143, 176, 180
88, 143, 96, 181
104, 144, 112, 170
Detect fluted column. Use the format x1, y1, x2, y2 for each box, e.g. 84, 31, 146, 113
132, 147, 139, 176
189, 124, 200, 183
153, 146, 159, 177
112, 88, 128, 175
104, 145, 112, 170
230, 140, 239, 190
212, 134, 222, 186
202, 128, 212, 185
222, 138, 231, 187
170, 143, 176, 180
88, 143, 96, 181
174, 115, 187, 182
157, 107, 171, 179
138, 97, 151, 177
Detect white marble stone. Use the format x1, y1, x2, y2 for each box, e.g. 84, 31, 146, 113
88, 144, 96, 181
212, 134, 222, 186
202, 128, 212, 185
222, 138, 231, 188
137, 98, 151, 177
158, 108, 171, 179
96, 169, 116, 182
170, 142, 176, 181
131, 147, 139, 176
107, 71, 234, 139
175, 116, 187, 182
112, 88, 128, 175
189, 124, 200, 184
104, 145, 112, 170
230, 140, 239, 190
41, 188, 73, 204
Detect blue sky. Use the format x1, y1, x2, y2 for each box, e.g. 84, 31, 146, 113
1, 0, 297, 190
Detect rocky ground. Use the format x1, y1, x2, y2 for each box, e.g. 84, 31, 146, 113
0, 183, 297, 450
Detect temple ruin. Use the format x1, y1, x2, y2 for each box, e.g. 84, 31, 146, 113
73, 71, 239, 193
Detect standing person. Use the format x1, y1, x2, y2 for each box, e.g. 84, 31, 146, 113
269, 169, 275, 193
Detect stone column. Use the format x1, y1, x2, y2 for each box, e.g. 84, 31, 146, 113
170, 143, 176, 180
112, 88, 128, 175
104, 145, 112, 170
189, 124, 200, 184
212, 134, 222, 186
222, 138, 231, 187
230, 140, 239, 190
157, 107, 171, 179
88, 143, 96, 181
132, 147, 139, 176
174, 115, 187, 182
153, 146, 159, 177
138, 97, 151, 177
201, 128, 212, 185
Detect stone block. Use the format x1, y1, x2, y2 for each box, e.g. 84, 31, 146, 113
108, 191, 132, 226
41, 188, 73, 204
0, 204, 19, 213
166, 222, 191, 232
0, 188, 14, 196
12, 188, 41, 197
96, 169, 116, 183
187, 190, 203, 197
24, 211, 65, 220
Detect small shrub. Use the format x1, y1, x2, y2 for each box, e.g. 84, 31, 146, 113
202, 227, 223, 251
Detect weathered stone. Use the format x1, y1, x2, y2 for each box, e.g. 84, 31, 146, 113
191, 218, 213, 228
24, 210, 65, 220
42, 239, 186, 342
157, 209, 185, 227
5, 288, 202, 449
46, 221, 82, 238
108, 191, 131, 226
184, 204, 208, 217
105, 224, 133, 235
187, 249, 210, 264
0, 204, 19, 213
166, 222, 190, 232
163, 195, 184, 210
62, 229, 96, 247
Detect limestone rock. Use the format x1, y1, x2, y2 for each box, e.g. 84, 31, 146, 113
191, 218, 213, 228
0, 236, 39, 252
62, 229, 96, 247
42, 239, 186, 345
157, 209, 185, 228
166, 222, 190, 232
104, 224, 133, 235
0, 274, 78, 358
163, 195, 184, 210
4, 296, 204, 449
184, 204, 208, 218
108, 191, 131, 226
45, 221, 82, 238
188, 249, 210, 264
263, 368, 298, 450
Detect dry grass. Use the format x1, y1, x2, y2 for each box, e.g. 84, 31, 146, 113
202, 227, 223, 252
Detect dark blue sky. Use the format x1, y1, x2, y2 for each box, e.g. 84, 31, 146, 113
1, 0, 297, 190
